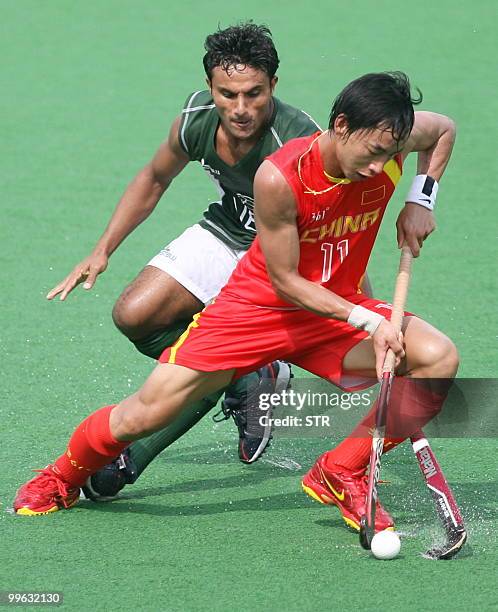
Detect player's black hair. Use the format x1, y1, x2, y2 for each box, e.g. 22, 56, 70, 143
203, 22, 279, 80
328, 72, 422, 143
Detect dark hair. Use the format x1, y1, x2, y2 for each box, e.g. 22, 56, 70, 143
203, 22, 279, 80
328, 72, 422, 142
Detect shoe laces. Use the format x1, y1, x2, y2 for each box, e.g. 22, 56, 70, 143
212, 397, 244, 424
340, 469, 369, 497
29, 467, 76, 508
346, 470, 390, 504
211, 364, 277, 424
344, 470, 390, 514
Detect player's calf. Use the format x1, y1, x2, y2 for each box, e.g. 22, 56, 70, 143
85, 362, 293, 503
110, 364, 233, 441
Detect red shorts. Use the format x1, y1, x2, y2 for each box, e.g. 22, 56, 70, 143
159, 295, 411, 391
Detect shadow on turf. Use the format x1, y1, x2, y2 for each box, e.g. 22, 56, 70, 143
80, 490, 312, 517
70, 435, 496, 541
161, 438, 329, 466
127, 469, 292, 497
77, 475, 497, 539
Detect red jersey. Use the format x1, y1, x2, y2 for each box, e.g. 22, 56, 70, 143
222, 132, 403, 308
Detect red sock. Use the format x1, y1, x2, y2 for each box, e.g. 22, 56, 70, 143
323, 378, 449, 472
322, 435, 405, 473
54, 405, 129, 487
322, 397, 405, 472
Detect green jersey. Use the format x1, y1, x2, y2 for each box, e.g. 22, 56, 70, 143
178, 90, 320, 250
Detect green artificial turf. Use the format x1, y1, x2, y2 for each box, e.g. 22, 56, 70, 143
1, 1, 497, 610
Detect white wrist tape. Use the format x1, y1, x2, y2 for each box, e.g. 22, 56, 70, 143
405, 174, 439, 211
347, 305, 384, 336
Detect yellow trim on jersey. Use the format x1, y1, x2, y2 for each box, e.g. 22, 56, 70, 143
323, 169, 351, 184
357, 273, 365, 294
383, 159, 402, 186
168, 311, 202, 364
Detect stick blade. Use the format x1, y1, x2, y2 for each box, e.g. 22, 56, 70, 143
359, 515, 374, 550
423, 527, 467, 560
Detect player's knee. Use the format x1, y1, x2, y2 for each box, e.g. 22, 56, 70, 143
112, 294, 152, 339
112, 400, 164, 440
112, 289, 178, 340
115, 414, 146, 440
420, 335, 459, 378
112, 294, 135, 336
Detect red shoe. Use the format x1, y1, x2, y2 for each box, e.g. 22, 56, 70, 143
302, 454, 394, 532
14, 465, 80, 516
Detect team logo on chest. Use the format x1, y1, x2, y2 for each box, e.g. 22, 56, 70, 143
311, 208, 330, 223
361, 185, 386, 206
234, 194, 256, 232
238, 194, 255, 210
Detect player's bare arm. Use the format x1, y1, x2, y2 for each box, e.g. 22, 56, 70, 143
254, 160, 404, 378
397, 111, 456, 256
47, 116, 190, 300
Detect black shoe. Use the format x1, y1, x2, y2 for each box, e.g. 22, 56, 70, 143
213, 361, 292, 464
81, 448, 138, 502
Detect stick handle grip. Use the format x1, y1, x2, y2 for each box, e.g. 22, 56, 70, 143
382, 245, 413, 373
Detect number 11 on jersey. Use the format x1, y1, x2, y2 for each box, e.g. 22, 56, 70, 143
320, 239, 349, 283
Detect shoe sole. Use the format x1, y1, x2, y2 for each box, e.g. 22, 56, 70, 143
15, 496, 79, 516
241, 434, 272, 464
301, 481, 361, 531
242, 362, 292, 464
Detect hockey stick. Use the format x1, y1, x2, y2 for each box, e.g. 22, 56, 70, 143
359, 245, 413, 550
410, 432, 467, 559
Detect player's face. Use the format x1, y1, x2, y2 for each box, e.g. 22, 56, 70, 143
333, 117, 406, 181
208, 65, 277, 142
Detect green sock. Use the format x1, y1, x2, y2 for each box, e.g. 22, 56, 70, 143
128, 390, 225, 476
132, 322, 190, 359
225, 370, 260, 398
